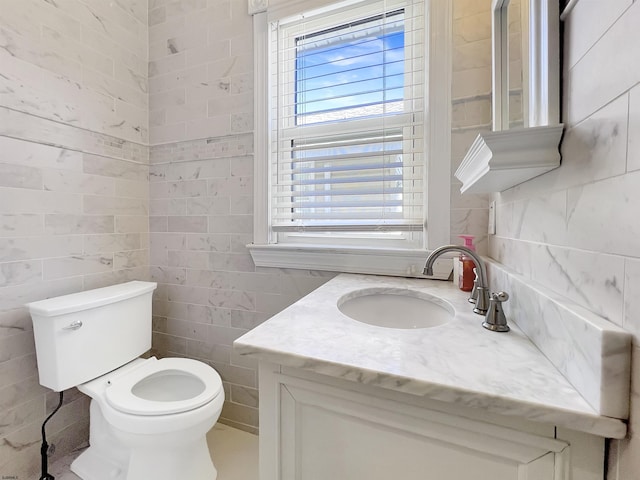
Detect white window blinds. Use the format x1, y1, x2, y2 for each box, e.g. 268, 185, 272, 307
270, 0, 425, 236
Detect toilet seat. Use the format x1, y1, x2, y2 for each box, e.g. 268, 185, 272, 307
105, 357, 222, 416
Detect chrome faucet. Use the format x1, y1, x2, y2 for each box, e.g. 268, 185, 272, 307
423, 245, 490, 316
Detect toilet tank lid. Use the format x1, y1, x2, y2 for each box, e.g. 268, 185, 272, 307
26, 281, 157, 317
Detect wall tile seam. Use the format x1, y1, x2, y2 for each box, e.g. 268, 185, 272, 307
451, 123, 492, 133
452, 91, 492, 102
565, 76, 637, 129
149, 132, 253, 145
41, 253, 115, 265
562, 88, 633, 133
0, 144, 150, 168
0, 426, 42, 455
624, 87, 633, 175
149, 329, 250, 342
0, 123, 150, 164
227, 386, 260, 400
451, 206, 489, 211
52, 0, 149, 33
0, 394, 44, 422
0, 350, 35, 361
42, 402, 91, 434
148, 157, 254, 167
621, 259, 630, 335
81, 156, 152, 168
564, 2, 636, 83
225, 396, 259, 410
0, 143, 148, 170
218, 415, 257, 429
0, 423, 44, 450
0, 265, 147, 293
490, 239, 628, 321
496, 173, 632, 208
218, 418, 258, 433
221, 399, 258, 417
79, 194, 151, 202
150, 140, 253, 149
83, 1, 149, 28
7, 18, 148, 69
149, 151, 254, 158
29, 230, 118, 239
149, 133, 254, 149
228, 398, 259, 409
220, 378, 257, 392
489, 234, 638, 258
452, 93, 491, 105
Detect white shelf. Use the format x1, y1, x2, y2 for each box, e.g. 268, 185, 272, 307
455, 124, 564, 194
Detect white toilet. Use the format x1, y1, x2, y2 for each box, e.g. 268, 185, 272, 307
26, 281, 224, 480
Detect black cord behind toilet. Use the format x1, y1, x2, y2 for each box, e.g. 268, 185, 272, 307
39, 391, 64, 480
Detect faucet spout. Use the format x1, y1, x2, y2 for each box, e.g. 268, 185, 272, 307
423, 245, 490, 315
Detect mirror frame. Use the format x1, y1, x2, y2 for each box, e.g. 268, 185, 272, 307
491, 0, 560, 131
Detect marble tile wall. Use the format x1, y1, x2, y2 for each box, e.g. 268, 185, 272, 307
0, 0, 149, 144
488, 1, 640, 478
0, 1, 149, 478
148, 133, 335, 432
450, 0, 492, 254
147, 0, 337, 433
148, 0, 253, 144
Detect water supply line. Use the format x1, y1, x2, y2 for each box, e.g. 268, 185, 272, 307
39, 391, 64, 480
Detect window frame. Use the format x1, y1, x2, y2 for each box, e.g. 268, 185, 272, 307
249, 0, 452, 278
274, 4, 423, 247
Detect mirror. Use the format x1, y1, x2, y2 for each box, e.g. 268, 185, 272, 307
491, 0, 560, 131
454, 0, 563, 194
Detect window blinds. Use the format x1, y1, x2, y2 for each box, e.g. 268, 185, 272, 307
270, 0, 425, 233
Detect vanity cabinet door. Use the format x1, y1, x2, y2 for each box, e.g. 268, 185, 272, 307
261, 369, 568, 480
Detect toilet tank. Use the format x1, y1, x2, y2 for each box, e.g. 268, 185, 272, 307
26, 281, 157, 392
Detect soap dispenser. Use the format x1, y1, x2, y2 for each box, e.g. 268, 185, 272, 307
458, 235, 476, 292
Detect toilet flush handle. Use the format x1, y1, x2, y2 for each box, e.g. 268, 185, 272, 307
62, 320, 83, 331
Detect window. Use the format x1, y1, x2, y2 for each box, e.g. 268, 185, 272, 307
250, 0, 452, 276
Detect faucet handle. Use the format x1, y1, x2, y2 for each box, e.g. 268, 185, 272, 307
493, 291, 509, 302
482, 291, 510, 332
468, 268, 478, 304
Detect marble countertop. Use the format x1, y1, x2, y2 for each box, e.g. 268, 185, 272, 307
234, 274, 627, 439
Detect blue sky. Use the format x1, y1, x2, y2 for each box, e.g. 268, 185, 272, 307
295, 18, 405, 122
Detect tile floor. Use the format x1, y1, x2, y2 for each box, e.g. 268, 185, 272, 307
48, 423, 258, 480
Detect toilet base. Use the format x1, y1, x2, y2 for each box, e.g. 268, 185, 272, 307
71, 401, 129, 480
127, 441, 217, 480
71, 448, 127, 480
71, 399, 219, 480
71, 440, 217, 480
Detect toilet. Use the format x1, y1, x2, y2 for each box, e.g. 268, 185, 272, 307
26, 281, 224, 480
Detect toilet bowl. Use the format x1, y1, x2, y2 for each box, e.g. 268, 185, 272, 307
26, 281, 225, 480
71, 357, 224, 480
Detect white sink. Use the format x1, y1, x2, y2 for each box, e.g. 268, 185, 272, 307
338, 288, 454, 329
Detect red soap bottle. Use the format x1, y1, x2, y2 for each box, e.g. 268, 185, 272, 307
458, 235, 476, 292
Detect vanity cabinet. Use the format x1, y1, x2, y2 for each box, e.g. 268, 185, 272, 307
259, 363, 605, 480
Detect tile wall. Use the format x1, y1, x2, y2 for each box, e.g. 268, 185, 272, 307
450, 0, 492, 254
0, 1, 149, 478
147, 0, 336, 433
488, 1, 640, 477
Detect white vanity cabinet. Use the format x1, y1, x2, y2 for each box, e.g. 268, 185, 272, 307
234, 275, 627, 480
259, 364, 605, 480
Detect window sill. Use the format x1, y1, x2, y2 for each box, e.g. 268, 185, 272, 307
247, 244, 453, 279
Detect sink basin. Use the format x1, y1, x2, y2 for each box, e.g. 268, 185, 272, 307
338, 288, 454, 329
